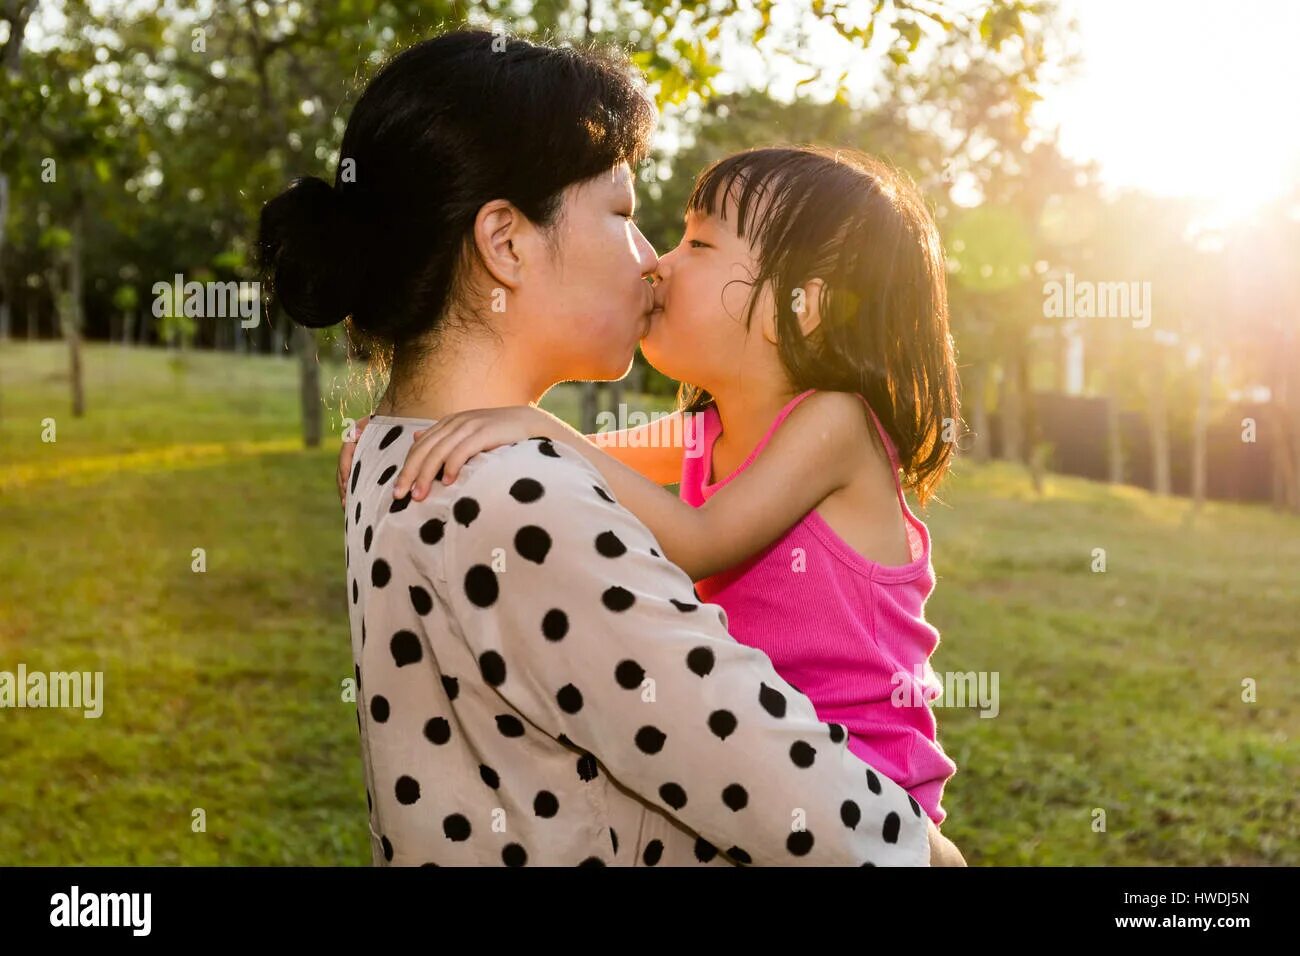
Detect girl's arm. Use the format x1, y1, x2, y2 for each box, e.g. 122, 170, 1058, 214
394, 392, 866, 581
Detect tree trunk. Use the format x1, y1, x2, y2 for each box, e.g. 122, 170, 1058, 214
580, 381, 598, 434
997, 362, 1023, 463
1191, 343, 1212, 510
1148, 348, 1171, 495
295, 324, 322, 447
966, 361, 990, 462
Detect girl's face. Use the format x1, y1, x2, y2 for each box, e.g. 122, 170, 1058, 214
640, 207, 777, 389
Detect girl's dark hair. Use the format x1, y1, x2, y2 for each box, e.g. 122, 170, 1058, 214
678, 146, 960, 508
258, 29, 655, 346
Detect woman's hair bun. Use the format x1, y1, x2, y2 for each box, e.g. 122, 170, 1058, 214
257, 175, 360, 330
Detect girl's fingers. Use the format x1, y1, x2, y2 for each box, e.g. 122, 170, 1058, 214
395, 425, 457, 497
400, 424, 473, 499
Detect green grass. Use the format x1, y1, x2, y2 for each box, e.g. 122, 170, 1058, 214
0, 342, 1294, 865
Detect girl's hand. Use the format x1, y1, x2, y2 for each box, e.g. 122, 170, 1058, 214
337, 415, 371, 508
394, 406, 560, 501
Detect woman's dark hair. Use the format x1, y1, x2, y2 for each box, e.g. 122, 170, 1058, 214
678, 146, 960, 508
258, 28, 656, 347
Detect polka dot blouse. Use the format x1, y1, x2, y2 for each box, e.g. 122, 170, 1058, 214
345, 415, 931, 866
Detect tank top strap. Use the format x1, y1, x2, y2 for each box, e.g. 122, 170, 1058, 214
853, 394, 911, 510
748, 388, 819, 461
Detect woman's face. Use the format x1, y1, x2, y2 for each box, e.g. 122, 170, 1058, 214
521, 163, 659, 383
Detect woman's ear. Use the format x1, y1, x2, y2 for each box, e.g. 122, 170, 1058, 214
473, 199, 525, 290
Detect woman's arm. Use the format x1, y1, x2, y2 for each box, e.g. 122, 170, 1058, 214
426, 438, 933, 866
585, 410, 686, 485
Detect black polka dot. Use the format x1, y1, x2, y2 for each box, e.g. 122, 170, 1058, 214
495, 714, 525, 737
615, 660, 645, 689
453, 497, 480, 527
643, 840, 663, 866
882, 811, 901, 844
595, 531, 626, 557
722, 784, 748, 811
366, 789, 372, 813
659, 783, 687, 810
381, 835, 393, 861
363, 526, 373, 552
419, 519, 445, 545
502, 843, 527, 867
635, 726, 666, 754
443, 814, 471, 841
687, 647, 715, 677
371, 559, 391, 588
390, 630, 422, 667
669, 598, 698, 612
602, 586, 635, 611
479, 764, 499, 789
541, 609, 568, 641
708, 710, 737, 740
369, 695, 390, 722
390, 492, 412, 513
759, 682, 787, 718
395, 775, 421, 805
787, 830, 814, 856
441, 675, 459, 700
556, 684, 584, 714
694, 838, 718, 863
509, 478, 544, 503
577, 857, 605, 867
576, 751, 599, 782
866, 769, 882, 794
514, 525, 552, 564
355, 501, 362, 525
829, 722, 846, 744
352, 579, 358, 604
649, 547, 660, 557
841, 800, 861, 829
533, 791, 559, 818
379, 425, 403, 449
350, 460, 360, 493
479, 650, 506, 686
610, 828, 619, 854
377, 464, 397, 485
726, 847, 752, 865
594, 484, 614, 503
424, 717, 451, 745
361, 620, 367, 646
409, 585, 432, 615
533, 438, 560, 458
464, 565, 498, 607
909, 795, 923, 818
790, 741, 817, 767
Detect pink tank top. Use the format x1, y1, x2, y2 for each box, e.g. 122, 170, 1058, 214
680, 389, 956, 824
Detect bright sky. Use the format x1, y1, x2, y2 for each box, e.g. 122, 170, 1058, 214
703, 0, 1300, 220
1034, 0, 1300, 217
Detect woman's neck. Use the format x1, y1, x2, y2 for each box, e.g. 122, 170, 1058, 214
375, 329, 551, 419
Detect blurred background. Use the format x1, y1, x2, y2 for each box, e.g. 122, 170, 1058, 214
0, 0, 1295, 865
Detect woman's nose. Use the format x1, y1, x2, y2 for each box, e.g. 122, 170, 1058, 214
631, 222, 659, 278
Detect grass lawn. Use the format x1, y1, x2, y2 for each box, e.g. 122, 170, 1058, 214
0, 341, 1295, 865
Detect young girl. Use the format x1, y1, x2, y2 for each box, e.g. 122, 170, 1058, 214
347, 145, 961, 826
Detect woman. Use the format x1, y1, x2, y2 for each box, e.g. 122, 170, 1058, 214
261, 28, 964, 866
